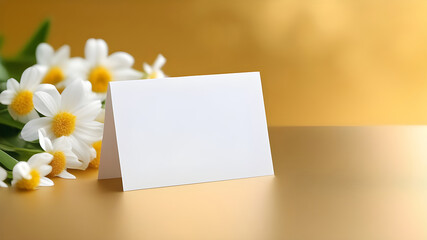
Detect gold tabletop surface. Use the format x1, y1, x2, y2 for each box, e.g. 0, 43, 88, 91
1, 126, 426, 240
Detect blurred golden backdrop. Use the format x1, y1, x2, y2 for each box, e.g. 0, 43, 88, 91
0, 0, 426, 126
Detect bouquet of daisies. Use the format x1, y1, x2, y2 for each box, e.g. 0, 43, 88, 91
0, 20, 166, 190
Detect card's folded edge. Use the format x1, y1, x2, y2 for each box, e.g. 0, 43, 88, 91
98, 85, 123, 180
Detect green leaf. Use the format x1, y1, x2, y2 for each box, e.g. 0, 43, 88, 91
19, 18, 50, 58
0, 123, 42, 162
1, 57, 34, 80
0, 108, 24, 129
0, 143, 16, 152
0, 124, 40, 149
0, 54, 9, 84
0, 149, 18, 170
0, 19, 51, 80
0, 62, 9, 83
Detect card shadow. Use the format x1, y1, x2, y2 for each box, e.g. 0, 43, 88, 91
97, 177, 123, 192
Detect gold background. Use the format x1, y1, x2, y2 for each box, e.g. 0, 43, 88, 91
1, 0, 426, 126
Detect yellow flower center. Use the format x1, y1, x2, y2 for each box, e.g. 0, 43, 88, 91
48, 151, 66, 177
89, 140, 102, 168
15, 169, 40, 190
52, 112, 76, 137
89, 66, 112, 93
147, 71, 158, 79
10, 90, 34, 115
42, 66, 65, 85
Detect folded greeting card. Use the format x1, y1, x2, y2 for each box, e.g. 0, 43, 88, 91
98, 72, 274, 191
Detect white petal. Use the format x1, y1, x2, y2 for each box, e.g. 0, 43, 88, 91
0, 182, 8, 188
37, 165, 52, 177
96, 108, 105, 123
35, 65, 49, 77
81, 80, 99, 101
74, 121, 104, 143
65, 155, 82, 169
66, 57, 89, 78
35, 84, 61, 103
60, 81, 85, 112
38, 129, 53, 152
57, 170, 76, 179
39, 177, 54, 187
85, 39, 108, 66
73, 100, 101, 121
0, 167, 7, 181
153, 54, 166, 70
82, 79, 93, 93
96, 39, 108, 63
7, 105, 18, 121
54, 79, 66, 90
106, 52, 134, 69
0, 90, 15, 105
21, 117, 52, 141
36, 43, 54, 65
154, 70, 166, 79
27, 152, 53, 168
52, 136, 72, 152
6, 78, 20, 92
12, 162, 31, 180
85, 38, 98, 66
69, 136, 92, 169
28, 108, 40, 120
93, 92, 107, 101
34, 91, 59, 117
17, 109, 39, 123
143, 63, 153, 74
90, 146, 96, 159
20, 67, 42, 90
159, 71, 167, 78
52, 45, 70, 65
113, 68, 142, 81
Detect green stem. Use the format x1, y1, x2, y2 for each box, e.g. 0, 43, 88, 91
0, 149, 19, 170
0, 108, 24, 129
14, 147, 43, 153
0, 143, 15, 152
0, 144, 43, 154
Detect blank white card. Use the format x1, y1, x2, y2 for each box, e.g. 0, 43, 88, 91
98, 72, 274, 191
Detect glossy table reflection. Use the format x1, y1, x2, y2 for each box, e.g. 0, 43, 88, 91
1, 127, 427, 240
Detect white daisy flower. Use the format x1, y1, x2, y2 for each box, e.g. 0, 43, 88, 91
35, 43, 82, 92
89, 140, 103, 169
21, 81, 102, 169
0, 67, 56, 123
38, 129, 82, 179
0, 166, 8, 188
95, 108, 105, 123
143, 54, 167, 79
78, 38, 142, 100
12, 153, 54, 190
